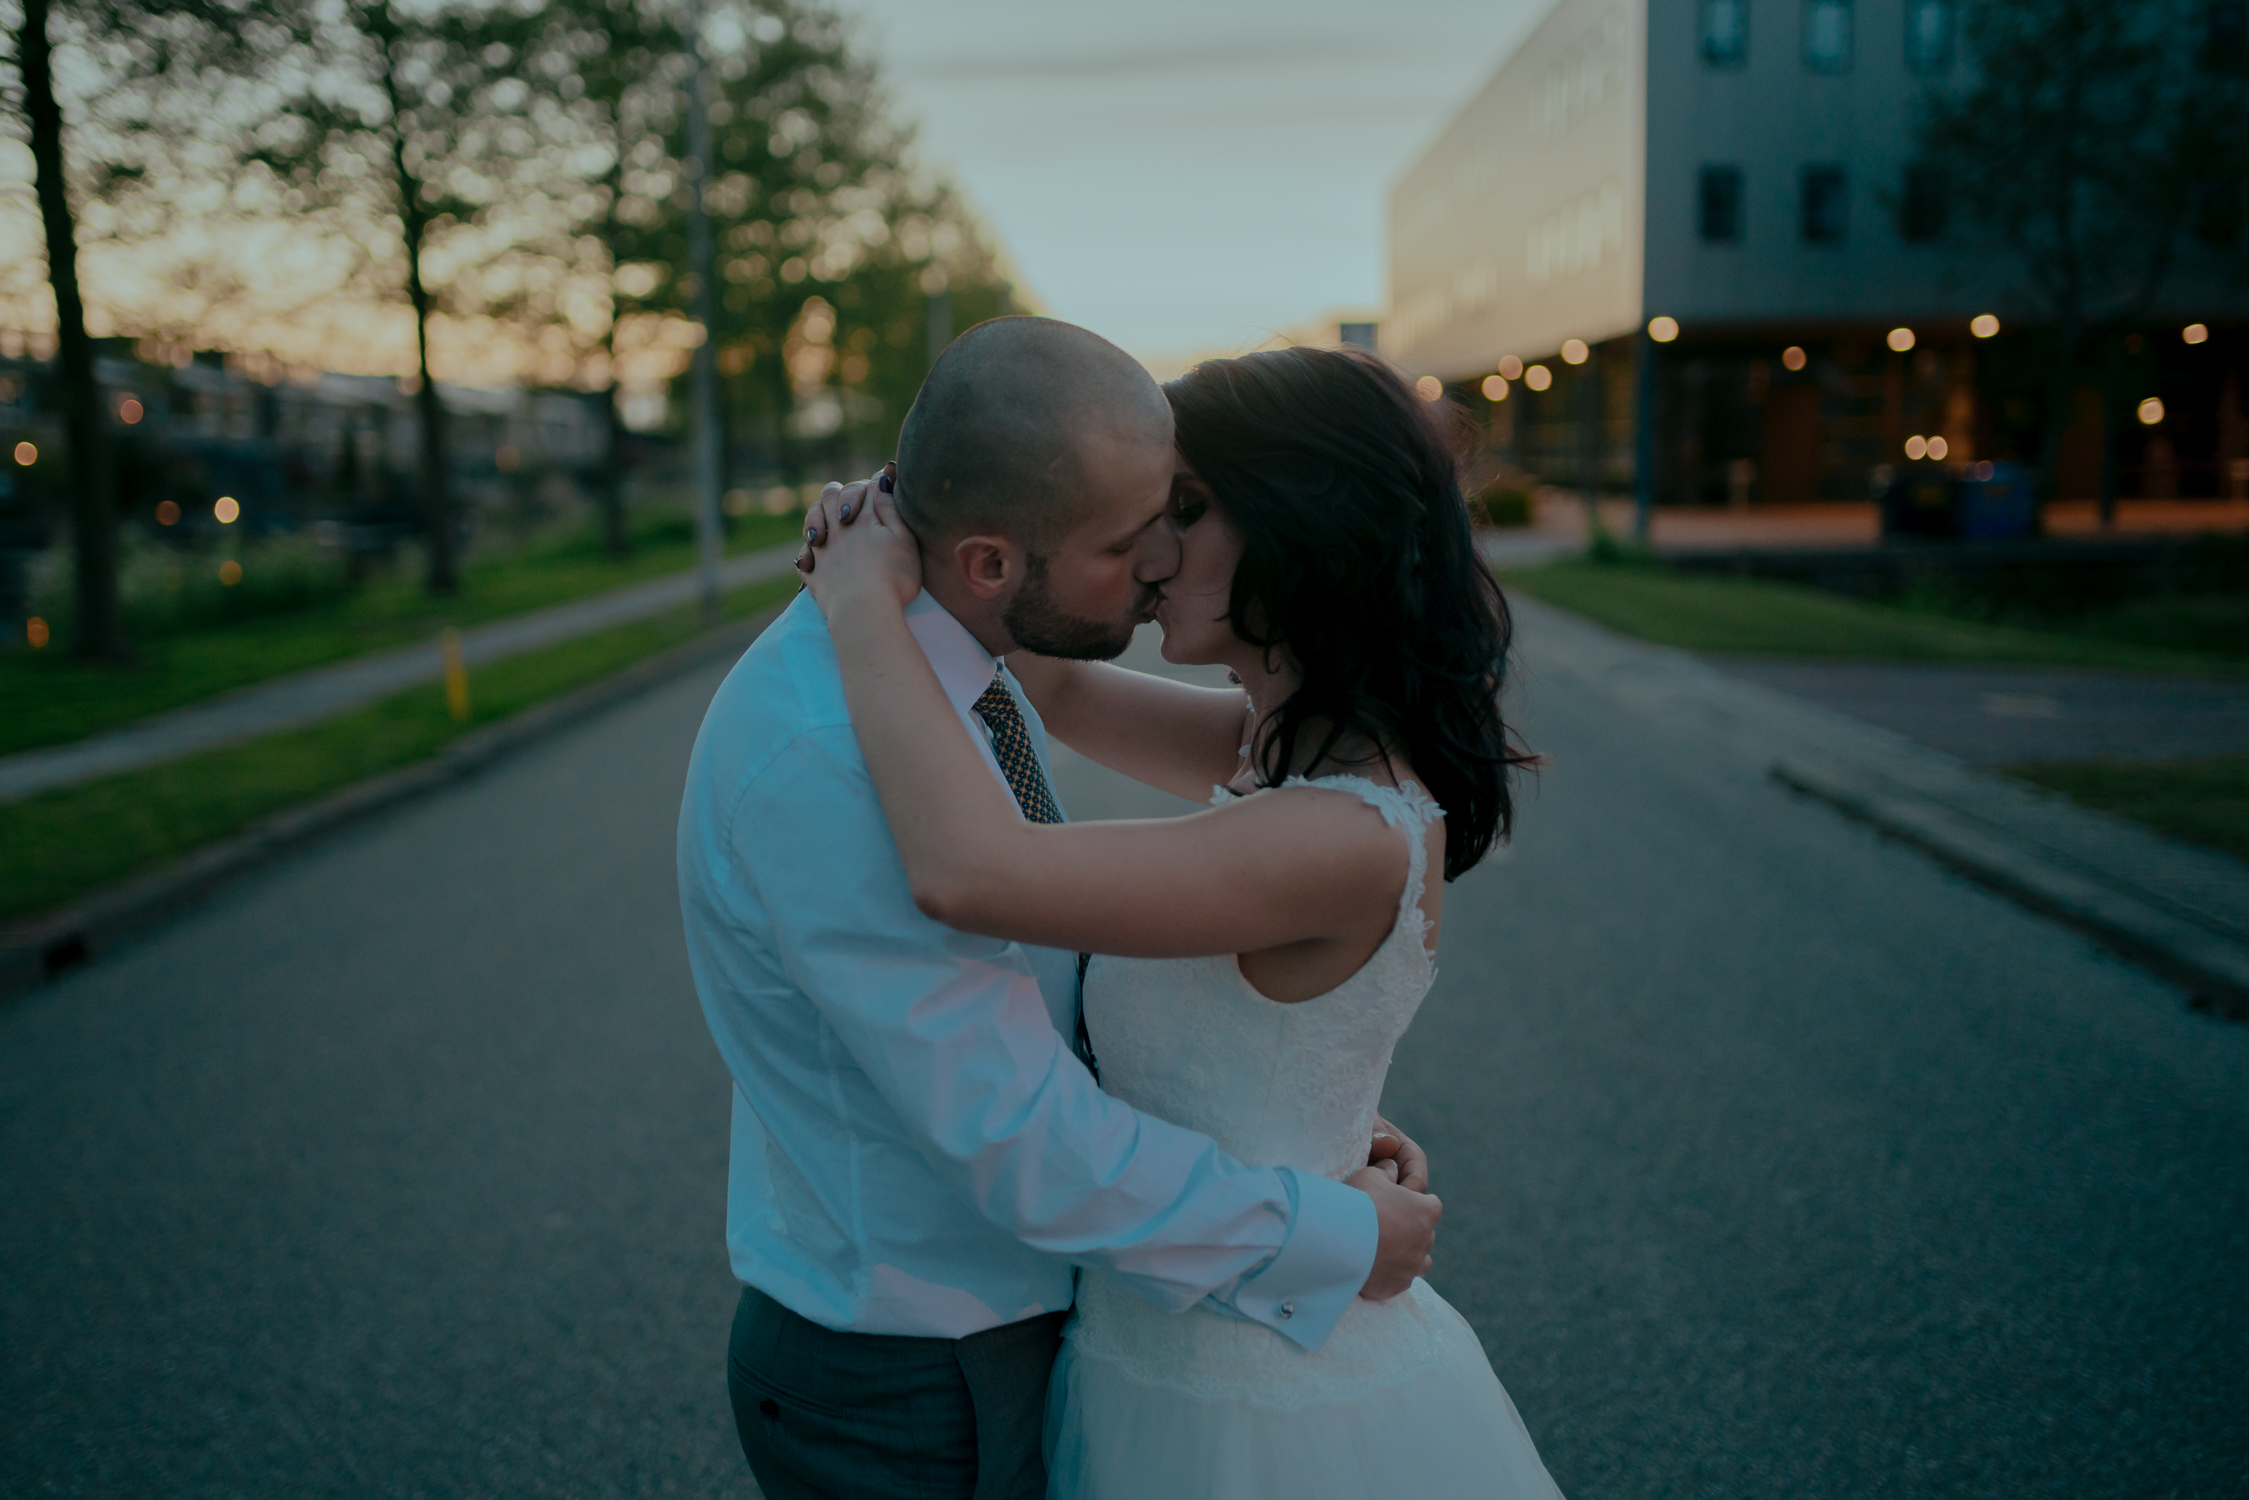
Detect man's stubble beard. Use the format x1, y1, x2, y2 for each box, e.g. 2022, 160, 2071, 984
1001, 552, 1147, 661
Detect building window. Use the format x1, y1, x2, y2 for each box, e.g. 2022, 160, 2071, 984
1900, 163, 1947, 241
1702, 0, 1749, 67
1804, 0, 1853, 71
1801, 165, 1847, 242
1700, 166, 1744, 242
1905, 0, 1954, 73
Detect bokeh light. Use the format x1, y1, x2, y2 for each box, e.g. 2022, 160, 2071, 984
1525, 364, 1553, 391
1973, 461, 1995, 480
1970, 314, 2000, 338
219, 560, 243, 586
1560, 339, 1589, 365
1926, 436, 1949, 460
26, 616, 49, 649
156, 500, 181, 525
1781, 346, 1808, 371
119, 397, 144, 424
215, 496, 241, 524
12, 441, 33, 466
1904, 435, 1928, 460
1498, 355, 1523, 380
2137, 397, 2165, 426
1481, 374, 1509, 401
1887, 327, 1916, 352
1414, 375, 1443, 402
2182, 323, 2208, 345
1647, 316, 1679, 343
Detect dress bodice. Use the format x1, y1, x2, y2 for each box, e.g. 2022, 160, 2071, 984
1081, 774, 1441, 1185
1068, 775, 1452, 1410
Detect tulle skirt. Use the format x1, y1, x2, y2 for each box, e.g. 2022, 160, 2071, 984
1043, 1279, 1564, 1499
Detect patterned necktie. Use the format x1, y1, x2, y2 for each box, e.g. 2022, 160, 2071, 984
972, 673, 1096, 1076
972, 675, 1064, 826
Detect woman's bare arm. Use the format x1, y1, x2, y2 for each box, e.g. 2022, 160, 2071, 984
1006, 654, 1249, 802
806, 487, 1405, 959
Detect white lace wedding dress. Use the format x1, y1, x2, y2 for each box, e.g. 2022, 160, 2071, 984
1044, 776, 1564, 1499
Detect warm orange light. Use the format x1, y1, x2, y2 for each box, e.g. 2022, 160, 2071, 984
12, 440, 33, 466
1781, 346, 1808, 371
1481, 374, 1510, 401
214, 496, 241, 524
1887, 327, 1916, 352
1970, 314, 2000, 338
156, 499, 181, 525
1525, 364, 1553, 391
1647, 316, 1679, 343
1560, 339, 1590, 365
119, 397, 144, 424
1926, 436, 1949, 460
1498, 355, 1524, 380
26, 616, 49, 648
2183, 323, 2209, 345
1414, 375, 1444, 402
1973, 461, 1995, 480
219, 559, 243, 585
1904, 435, 1929, 460
2137, 397, 2165, 426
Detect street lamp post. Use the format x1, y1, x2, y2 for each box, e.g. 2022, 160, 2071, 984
685, 0, 723, 621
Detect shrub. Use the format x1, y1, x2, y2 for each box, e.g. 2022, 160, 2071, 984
1474, 484, 1534, 528
29, 532, 354, 641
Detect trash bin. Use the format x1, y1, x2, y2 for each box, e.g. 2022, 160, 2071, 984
1957, 461, 2036, 539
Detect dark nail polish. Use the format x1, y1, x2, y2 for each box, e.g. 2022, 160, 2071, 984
878, 473, 893, 493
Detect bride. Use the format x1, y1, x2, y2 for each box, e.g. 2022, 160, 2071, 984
800, 344, 1561, 1499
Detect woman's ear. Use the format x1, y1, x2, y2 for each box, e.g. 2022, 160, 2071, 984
950, 535, 1019, 601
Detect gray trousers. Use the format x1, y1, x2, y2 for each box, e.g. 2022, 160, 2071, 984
727, 1285, 1068, 1500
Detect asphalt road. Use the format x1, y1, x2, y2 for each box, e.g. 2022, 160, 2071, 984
4, 615, 2246, 1497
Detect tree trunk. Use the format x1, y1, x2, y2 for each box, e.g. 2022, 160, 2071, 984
376, 6, 456, 595
22, 0, 128, 661
598, 125, 628, 560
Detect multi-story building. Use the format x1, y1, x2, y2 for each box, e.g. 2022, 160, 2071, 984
1387, 0, 2249, 510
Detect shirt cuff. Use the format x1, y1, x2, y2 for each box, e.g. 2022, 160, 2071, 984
1228, 1168, 1379, 1351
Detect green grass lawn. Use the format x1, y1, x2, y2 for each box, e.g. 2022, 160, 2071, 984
2, 509, 808, 758
0, 574, 797, 923
1500, 558, 2245, 675
2005, 755, 2249, 863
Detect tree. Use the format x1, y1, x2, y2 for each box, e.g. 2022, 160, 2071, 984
603, 1, 1024, 486
510, 0, 686, 559
3, 0, 298, 658
1915, 0, 2235, 518
252, 1, 537, 594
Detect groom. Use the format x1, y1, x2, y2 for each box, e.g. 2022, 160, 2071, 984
678, 317, 1441, 1500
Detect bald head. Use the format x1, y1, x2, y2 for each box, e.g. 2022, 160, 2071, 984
894, 316, 1172, 554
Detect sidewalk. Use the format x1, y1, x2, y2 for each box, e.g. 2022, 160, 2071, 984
0, 543, 800, 804
1507, 494, 2249, 553
1512, 594, 2249, 1011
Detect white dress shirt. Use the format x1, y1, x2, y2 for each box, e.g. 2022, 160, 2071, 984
677, 590, 1378, 1350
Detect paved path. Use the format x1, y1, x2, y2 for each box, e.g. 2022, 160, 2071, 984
0, 543, 800, 804
3, 614, 2245, 1497
1708, 657, 2249, 765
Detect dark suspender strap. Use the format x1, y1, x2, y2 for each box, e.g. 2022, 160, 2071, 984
1074, 952, 1098, 1081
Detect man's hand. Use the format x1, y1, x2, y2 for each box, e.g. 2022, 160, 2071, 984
1365, 1113, 1429, 1193
1348, 1166, 1441, 1300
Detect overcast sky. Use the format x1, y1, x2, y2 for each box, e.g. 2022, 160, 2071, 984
829, 1, 1550, 368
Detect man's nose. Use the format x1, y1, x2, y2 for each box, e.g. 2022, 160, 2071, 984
1134, 519, 1181, 584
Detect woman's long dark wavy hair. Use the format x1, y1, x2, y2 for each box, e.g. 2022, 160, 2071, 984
1164, 345, 1530, 881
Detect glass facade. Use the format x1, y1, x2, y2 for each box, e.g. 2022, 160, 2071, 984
1801, 165, 1847, 242
1804, 0, 1852, 71
1904, 0, 1954, 73
1699, 166, 1744, 242
1701, 0, 1750, 66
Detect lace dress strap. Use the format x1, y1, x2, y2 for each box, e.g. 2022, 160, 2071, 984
1213, 774, 1439, 938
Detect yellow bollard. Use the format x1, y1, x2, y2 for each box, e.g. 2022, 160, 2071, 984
442, 627, 471, 723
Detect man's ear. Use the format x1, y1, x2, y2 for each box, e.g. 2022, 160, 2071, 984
949, 534, 1020, 601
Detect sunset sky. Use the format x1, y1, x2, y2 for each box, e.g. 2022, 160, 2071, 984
832, 0, 1547, 369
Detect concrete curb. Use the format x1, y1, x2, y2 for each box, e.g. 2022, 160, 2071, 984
0, 601, 785, 1003
1508, 594, 2249, 1019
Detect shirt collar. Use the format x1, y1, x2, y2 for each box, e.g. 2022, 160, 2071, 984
904, 590, 1000, 715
